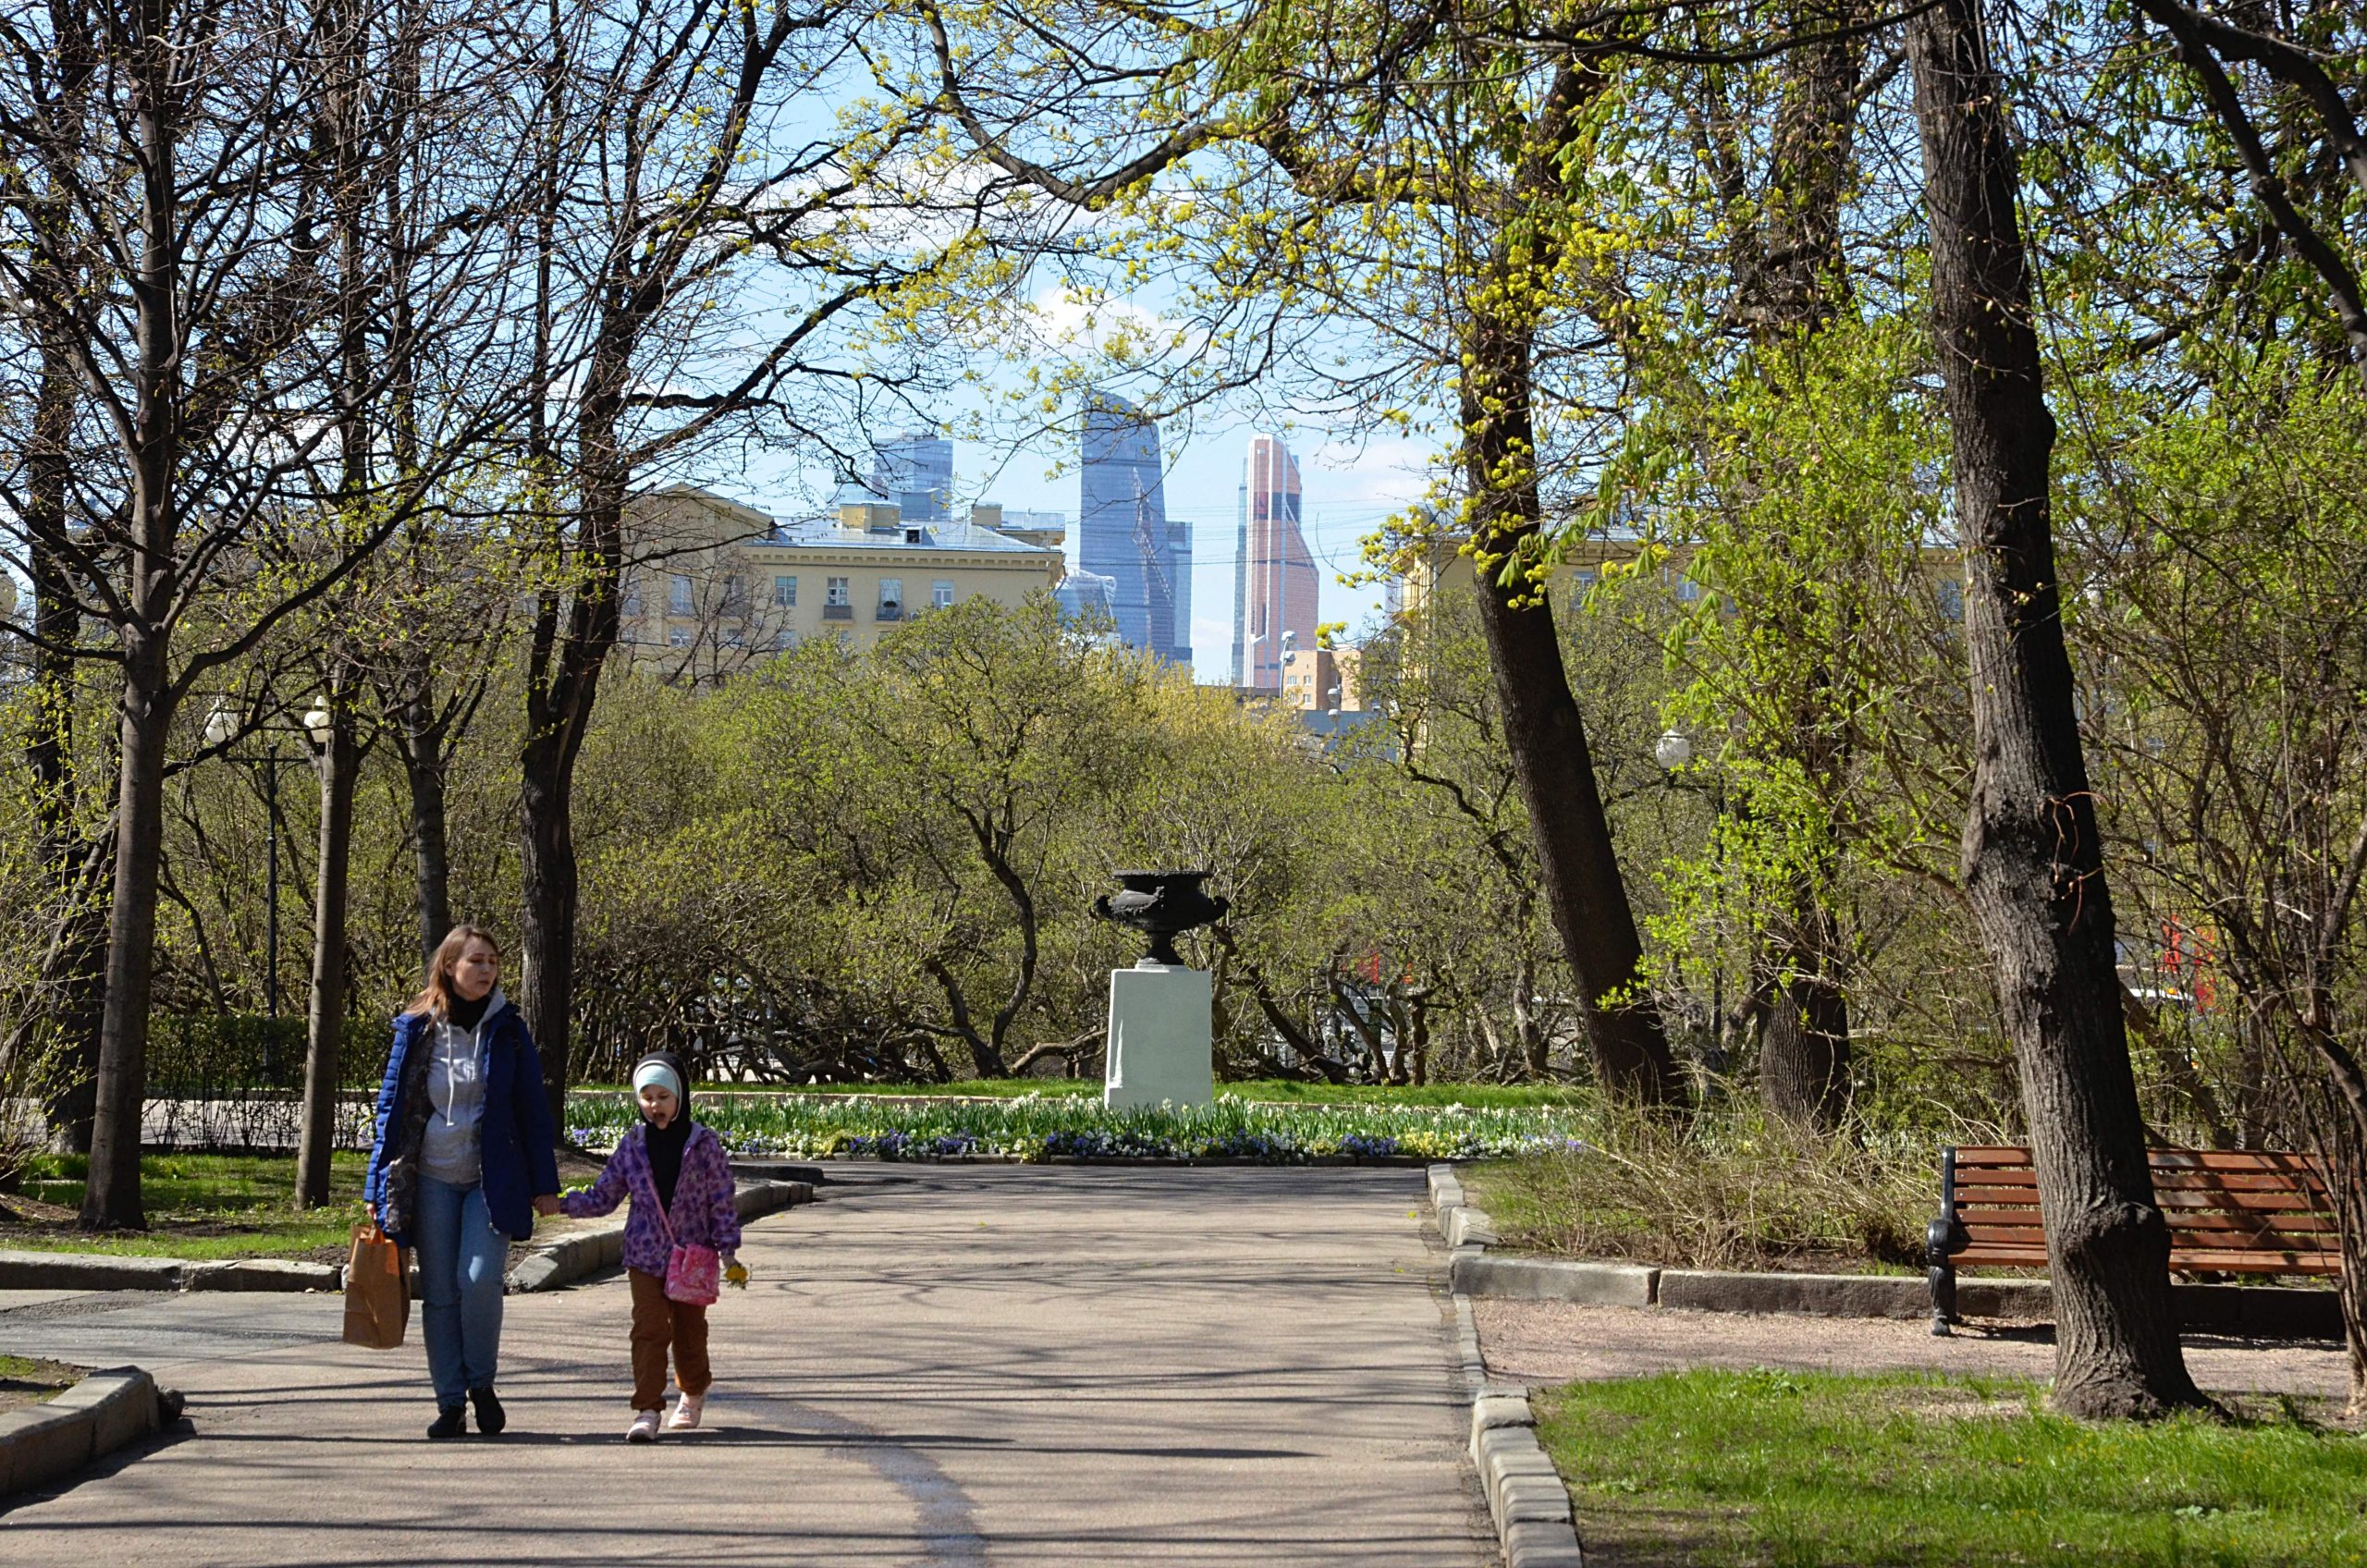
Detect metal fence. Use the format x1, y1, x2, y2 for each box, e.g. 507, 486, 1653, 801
142, 1013, 390, 1151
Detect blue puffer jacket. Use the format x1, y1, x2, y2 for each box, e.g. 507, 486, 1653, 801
363, 999, 561, 1244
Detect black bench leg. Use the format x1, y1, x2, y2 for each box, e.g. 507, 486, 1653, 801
1927, 1256, 1956, 1337
1928, 1147, 1961, 1337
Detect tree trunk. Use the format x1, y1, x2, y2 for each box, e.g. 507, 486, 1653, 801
296, 703, 358, 1208
395, 686, 454, 962
81, 658, 173, 1230
519, 741, 583, 1135
1907, 0, 2204, 1418
1762, 907, 1852, 1130
1461, 314, 1684, 1107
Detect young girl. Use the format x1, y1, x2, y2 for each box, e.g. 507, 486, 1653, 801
560, 1052, 746, 1441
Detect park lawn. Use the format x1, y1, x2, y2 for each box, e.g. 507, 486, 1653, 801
1536, 1369, 2367, 1568
0, 1354, 80, 1414
2, 1152, 368, 1260
582, 1077, 1587, 1108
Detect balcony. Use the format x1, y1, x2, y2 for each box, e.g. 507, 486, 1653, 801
822, 603, 853, 620
876, 603, 903, 622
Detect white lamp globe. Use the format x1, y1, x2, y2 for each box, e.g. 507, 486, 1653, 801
203, 704, 237, 747
301, 704, 333, 742
1654, 728, 1692, 771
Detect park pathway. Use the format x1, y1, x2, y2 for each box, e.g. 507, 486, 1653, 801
0, 1165, 1490, 1567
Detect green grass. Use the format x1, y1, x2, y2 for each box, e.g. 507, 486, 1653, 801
582, 1076, 1587, 1108
6, 1152, 367, 1259
0, 1354, 76, 1402
1536, 1369, 2367, 1567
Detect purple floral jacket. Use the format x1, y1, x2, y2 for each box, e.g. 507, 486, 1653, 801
561, 1122, 742, 1277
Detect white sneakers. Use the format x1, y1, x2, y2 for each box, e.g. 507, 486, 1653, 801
667, 1392, 705, 1431
626, 1408, 660, 1443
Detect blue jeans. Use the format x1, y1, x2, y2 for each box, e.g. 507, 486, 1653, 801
413, 1174, 506, 1408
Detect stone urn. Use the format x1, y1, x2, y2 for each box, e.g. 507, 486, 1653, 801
1092, 870, 1230, 967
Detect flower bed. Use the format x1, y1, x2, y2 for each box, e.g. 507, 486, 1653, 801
565, 1090, 1589, 1164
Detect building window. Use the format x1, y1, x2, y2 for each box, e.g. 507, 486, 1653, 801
668, 627, 693, 648
931, 580, 955, 610
1937, 578, 1965, 621
774, 574, 796, 607
668, 575, 693, 616
823, 576, 852, 619
720, 574, 748, 616
877, 577, 902, 621
620, 575, 643, 617
1674, 574, 1705, 605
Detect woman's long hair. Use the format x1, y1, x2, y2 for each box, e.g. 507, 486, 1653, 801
406, 925, 502, 1020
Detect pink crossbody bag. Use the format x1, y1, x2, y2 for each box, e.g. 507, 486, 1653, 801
649, 1158, 720, 1305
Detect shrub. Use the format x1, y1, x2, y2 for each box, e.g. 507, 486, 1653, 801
1469, 1100, 1934, 1271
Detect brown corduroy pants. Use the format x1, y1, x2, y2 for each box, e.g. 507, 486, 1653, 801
628, 1267, 711, 1410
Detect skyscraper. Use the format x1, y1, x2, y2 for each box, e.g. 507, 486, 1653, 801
869, 430, 954, 521
1079, 390, 1191, 667
1233, 435, 1317, 691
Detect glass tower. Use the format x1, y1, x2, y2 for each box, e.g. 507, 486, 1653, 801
1233, 435, 1316, 690
869, 430, 954, 521
1079, 390, 1191, 667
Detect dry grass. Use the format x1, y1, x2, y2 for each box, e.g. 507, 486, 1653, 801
1466, 1103, 1935, 1272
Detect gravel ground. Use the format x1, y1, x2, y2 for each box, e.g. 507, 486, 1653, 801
1478, 1299, 2355, 1403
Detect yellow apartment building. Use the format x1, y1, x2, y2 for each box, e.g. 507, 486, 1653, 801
1281, 645, 1364, 713
619, 485, 1068, 680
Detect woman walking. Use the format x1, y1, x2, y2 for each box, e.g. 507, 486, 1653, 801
364, 925, 562, 1438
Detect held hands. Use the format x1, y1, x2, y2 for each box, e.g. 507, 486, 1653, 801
533, 1194, 563, 1218
724, 1254, 749, 1290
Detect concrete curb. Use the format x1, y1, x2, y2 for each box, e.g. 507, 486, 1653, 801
1428, 1165, 2340, 1336
0, 1250, 337, 1295
183, 1258, 341, 1293
0, 1251, 183, 1292
0, 1367, 183, 1504
1433, 1167, 1586, 1567
505, 1180, 814, 1294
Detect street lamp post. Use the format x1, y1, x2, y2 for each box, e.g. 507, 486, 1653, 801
206, 704, 289, 1017
204, 703, 335, 1019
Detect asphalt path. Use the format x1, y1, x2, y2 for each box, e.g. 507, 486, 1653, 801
0, 1165, 1490, 1567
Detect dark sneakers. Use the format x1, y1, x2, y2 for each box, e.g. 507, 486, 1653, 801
427, 1405, 467, 1440
469, 1386, 506, 1436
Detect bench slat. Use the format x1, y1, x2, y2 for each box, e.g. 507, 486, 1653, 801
2148, 1150, 2326, 1174
1955, 1168, 2329, 1197
1956, 1145, 2324, 1176
2151, 1171, 2334, 1196
1954, 1206, 2338, 1235
2153, 1186, 2334, 1208
1954, 1244, 2341, 1273
2166, 1249, 2341, 1272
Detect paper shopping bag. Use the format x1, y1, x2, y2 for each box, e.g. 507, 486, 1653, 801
342, 1224, 410, 1350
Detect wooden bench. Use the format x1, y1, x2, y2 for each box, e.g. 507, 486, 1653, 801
1926, 1145, 2340, 1335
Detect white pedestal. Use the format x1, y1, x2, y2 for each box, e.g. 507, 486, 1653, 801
1104, 962, 1213, 1110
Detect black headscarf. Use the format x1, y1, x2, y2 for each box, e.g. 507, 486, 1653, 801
633, 1050, 693, 1211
